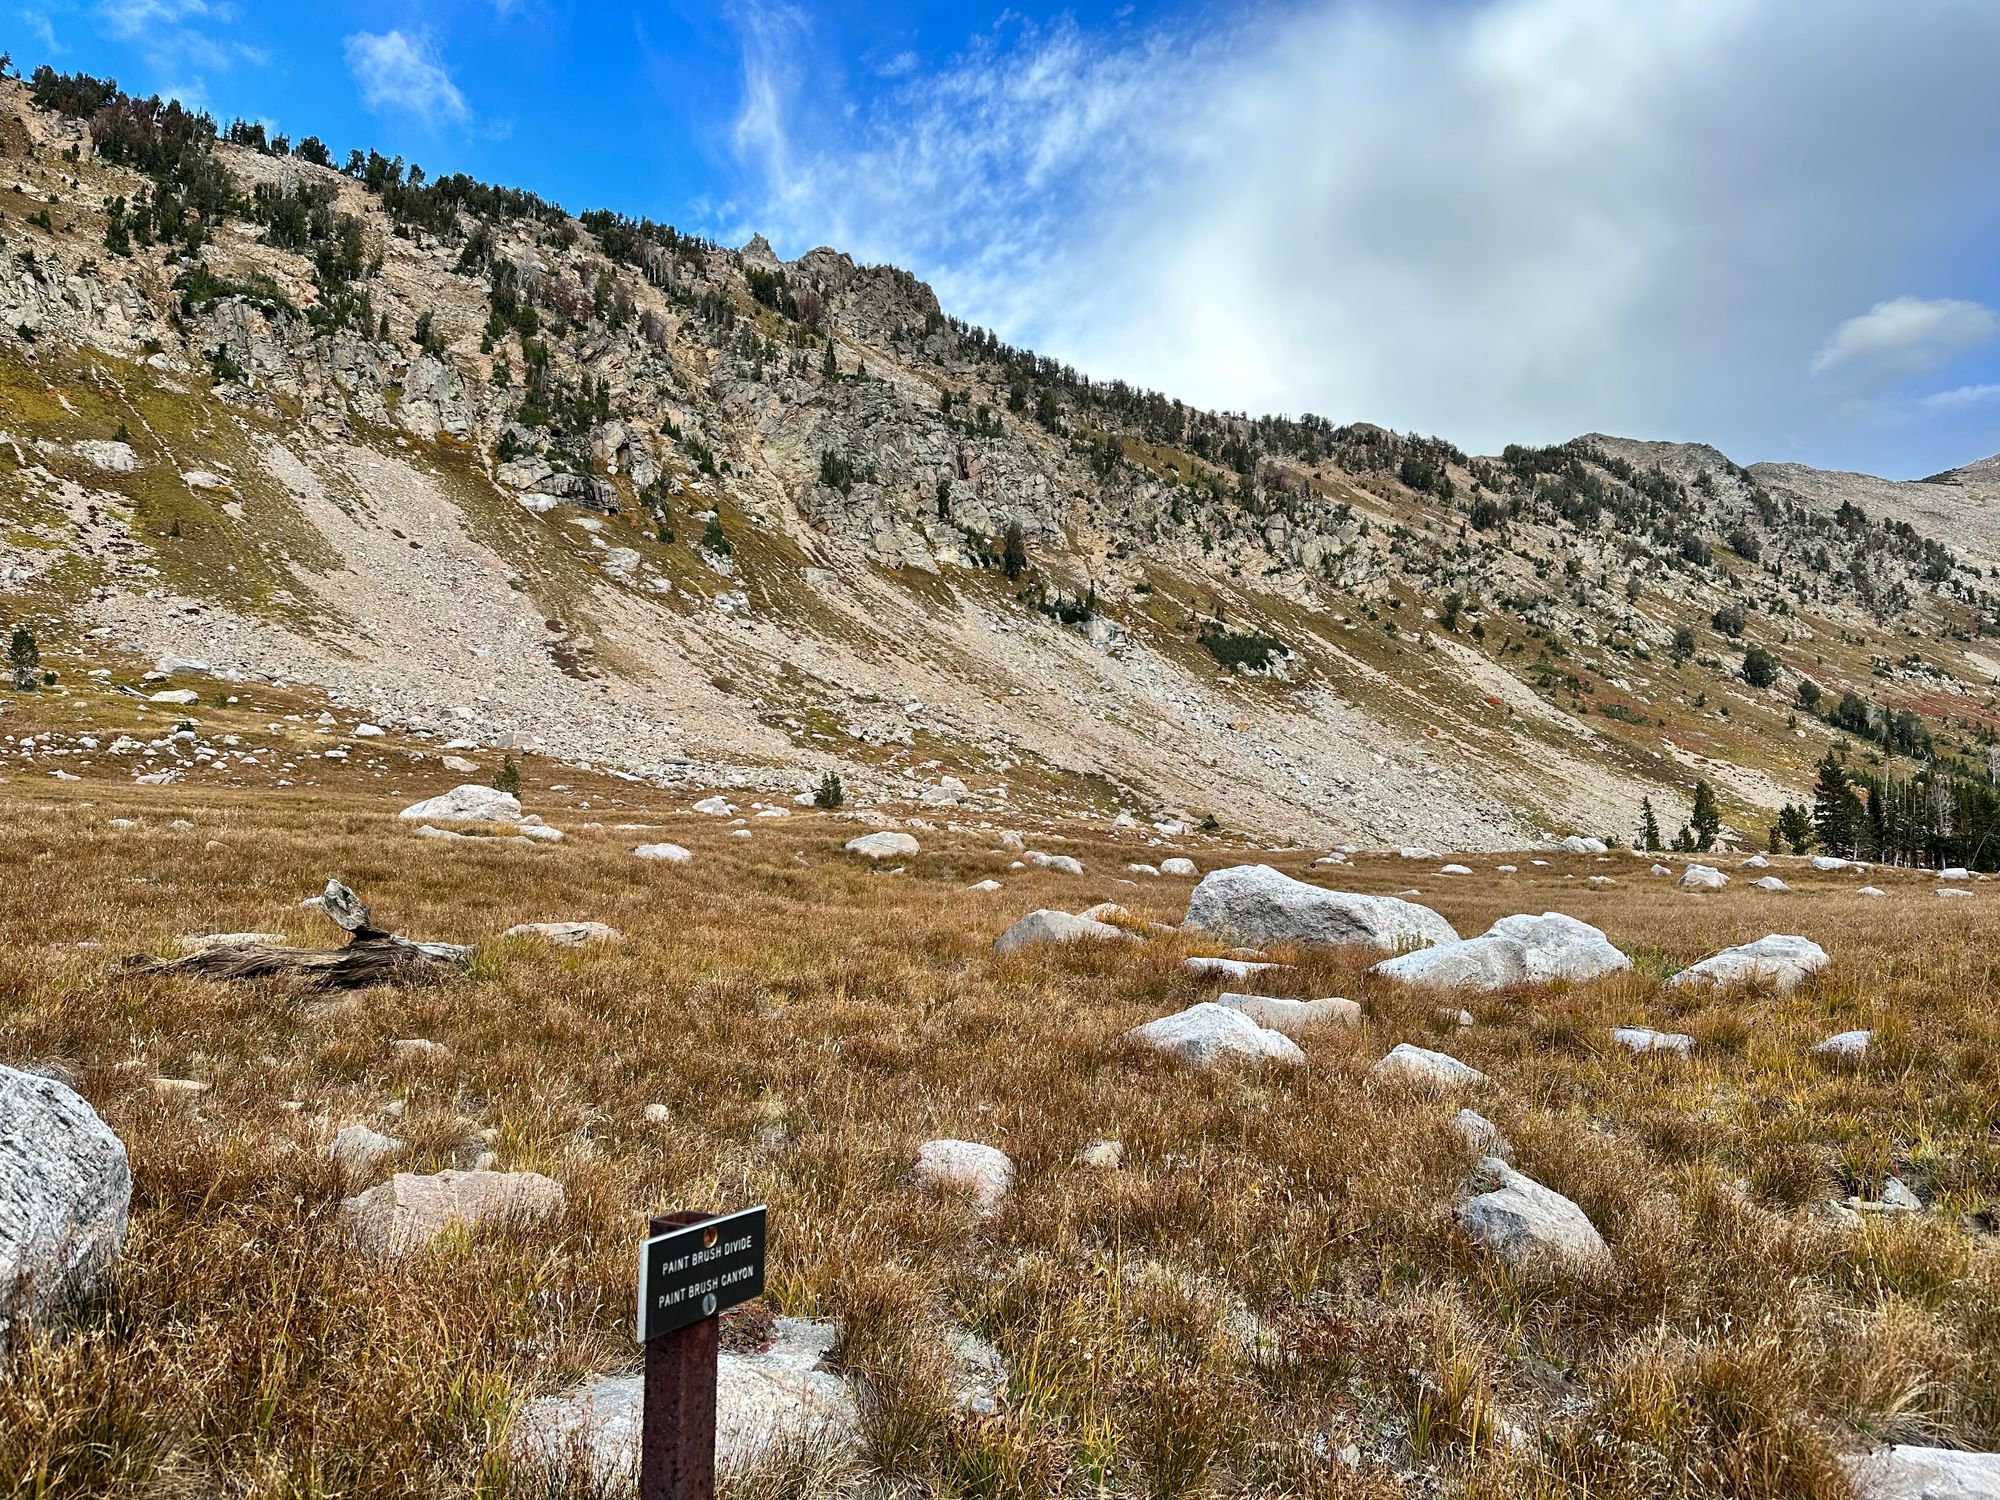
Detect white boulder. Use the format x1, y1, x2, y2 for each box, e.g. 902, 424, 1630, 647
1217, 993, 1360, 1036
633, 843, 692, 863
340, 1169, 564, 1258
1812, 1029, 1872, 1062
846, 831, 919, 860
1183, 865, 1458, 952
399, 784, 522, 824
1610, 1026, 1694, 1056
1, 1067, 131, 1334
1559, 835, 1608, 854
1677, 864, 1728, 890
502, 921, 622, 946
1751, 876, 1790, 892
1127, 1002, 1306, 1067
1159, 857, 1198, 877
1844, 1445, 2000, 1500
1670, 934, 1828, 993
993, 909, 1127, 954
512, 1318, 860, 1487
1372, 912, 1629, 991
1367, 1043, 1488, 1090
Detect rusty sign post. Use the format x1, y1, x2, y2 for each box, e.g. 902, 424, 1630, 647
635, 1206, 768, 1500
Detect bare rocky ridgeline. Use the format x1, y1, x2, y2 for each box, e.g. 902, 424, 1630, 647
4, 75, 2000, 845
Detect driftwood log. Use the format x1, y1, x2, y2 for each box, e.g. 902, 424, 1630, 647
120, 881, 472, 991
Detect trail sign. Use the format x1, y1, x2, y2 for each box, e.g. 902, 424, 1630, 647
636, 1205, 767, 1342
635, 1206, 769, 1500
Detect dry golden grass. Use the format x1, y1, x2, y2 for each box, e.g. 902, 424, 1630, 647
3, 751, 1999, 1498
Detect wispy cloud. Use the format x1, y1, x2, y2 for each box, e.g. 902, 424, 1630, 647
1811, 297, 2000, 385
719, 0, 2000, 474
95, 0, 230, 39
344, 29, 469, 129
1919, 382, 2000, 411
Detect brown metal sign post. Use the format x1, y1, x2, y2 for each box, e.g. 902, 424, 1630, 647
636, 1206, 768, 1500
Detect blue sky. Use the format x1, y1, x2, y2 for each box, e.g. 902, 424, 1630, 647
12, 1, 2000, 480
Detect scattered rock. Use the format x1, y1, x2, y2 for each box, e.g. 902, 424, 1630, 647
1217, 992, 1360, 1035
1439, 863, 1474, 875
1078, 1139, 1125, 1170
1183, 864, 1458, 951
1857, 885, 1887, 897
1610, 1026, 1694, 1056
1457, 1157, 1610, 1275
1372, 912, 1629, 991
1677, 864, 1728, 890
966, 878, 1003, 893
1024, 850, 1084, 874
692, 796, 737, 816
1843, 1445, 2000, 1500
1751, 876, 1791, 892
911, 1140, 1014, 1212
328, 1123, 404, 1180
340, 1169, 564, 1257
1367, 1043, 1488, 1090
502, 921, 622, 946
1670, 934, 1829, 993
149, 688, 199, 705
1559, 835, 1609, 854
1159, 857, 1198, 877
512, 1317, 860, 1487
633, 843, 692, 863
846, 831, 920, 860
1181, 955, 1283, 980
0, 1065, 131, 1336
398, 784, 522, 824
1127, 1002, 1306, 1067
992, 909, 1127, 954
1812, 1029, 1872, 1062
1450, 1108, 1514, 1162
1938, 887, 1974, 900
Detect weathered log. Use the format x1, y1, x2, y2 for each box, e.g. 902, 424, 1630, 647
120, 881, 472, 991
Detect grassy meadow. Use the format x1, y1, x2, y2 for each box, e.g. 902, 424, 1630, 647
2, 748, 1998, 1499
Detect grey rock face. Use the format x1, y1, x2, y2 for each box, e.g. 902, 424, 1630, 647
1183, 865, 1458, 952
1, 1065, 132, 1333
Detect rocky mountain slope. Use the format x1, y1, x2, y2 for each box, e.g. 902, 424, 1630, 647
4, 68, 2000, 849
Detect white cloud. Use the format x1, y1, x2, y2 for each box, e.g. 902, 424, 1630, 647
19, 7, 63, 54
721, 0, 2000, 476
95, 0, 227, 40
1811, 297, 2000, 384
344, 29, 469, 129
1919, 383, 2000, 411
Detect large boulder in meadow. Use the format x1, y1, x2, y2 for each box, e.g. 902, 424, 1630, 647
1559, 835, 1608, 854
1183, 865, 1458, 952
1457, 1157, 1610, 1275
399, 784, 522, 824
1371, 912, 1629, 991
1669, 934, 1828, 994
1127, 1002, 1305, 1067
1, 1066, 131, 1335
846, 831, 919, 860
512, 1317, 861, 1487
1159, 857, 1198, 877
1843, 1445, 2000, 1500
993, 909, 1127, 954
1677, 864, 1728, 891
340, 1169, 563, 1258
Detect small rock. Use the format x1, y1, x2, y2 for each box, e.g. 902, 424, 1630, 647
1127, 1002, 1306, 1067
1843, 1445, 2000, 1500
502, 921, 622, 946
634, 843, 692, 863
328, 1124, 404, 1180
846, 831, 919, 860
911, 1139, 1014, 1213
1078, 1139, 1125, 1170
1158, 857, 1197, 877
993, 909, 1126, 954
1812, 1029, 1872, 1062
1610, 1026, 1694, 1056
1367, 1043, 1488, 1090
1450, 1108, 1514, 1162
1216, 992, 1360, 1036
966, 878, 1002, 893
1457, 1157, 1610, 1275
341, 1169, 564, 1257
